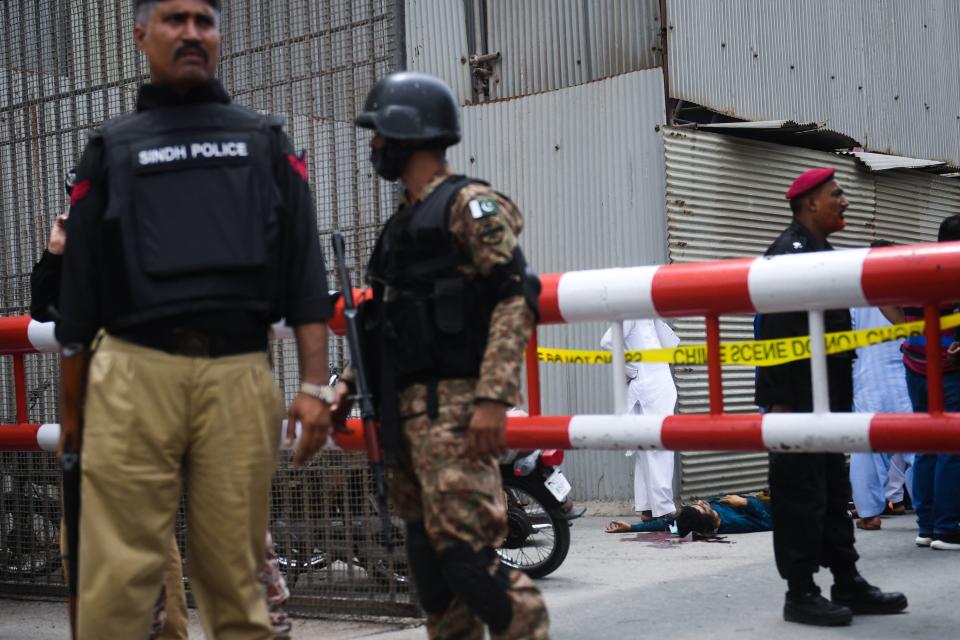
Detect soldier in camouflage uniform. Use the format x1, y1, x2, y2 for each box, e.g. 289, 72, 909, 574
333, 72, 549, 639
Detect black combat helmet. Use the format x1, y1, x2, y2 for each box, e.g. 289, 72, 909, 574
355, 72, 461, 147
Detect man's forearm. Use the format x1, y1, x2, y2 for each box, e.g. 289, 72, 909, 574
879, 305, 905, 325
474, 296, 534, 405
294, 322, 329, 385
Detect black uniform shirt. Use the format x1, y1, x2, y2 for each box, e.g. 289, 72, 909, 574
754, 220, 854, 411
30, 250, 63, 323
56, 80, 332, 346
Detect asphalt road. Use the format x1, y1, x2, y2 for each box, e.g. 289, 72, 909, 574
1, 513, 955, 639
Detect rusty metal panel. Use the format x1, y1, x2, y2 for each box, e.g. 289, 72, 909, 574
448, 69, 668, 500
666, 0, 960, 166
405, 0, 662, 104
487, 0, 662, 100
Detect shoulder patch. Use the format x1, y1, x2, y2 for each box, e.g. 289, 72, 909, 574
287, 152, 308, 182
468, 197, 499, 219
70, 179, 91, 205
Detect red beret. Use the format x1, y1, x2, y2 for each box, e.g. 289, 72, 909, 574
785, 167, 836, 200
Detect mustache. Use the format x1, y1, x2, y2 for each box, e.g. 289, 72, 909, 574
174, 43, 208, 62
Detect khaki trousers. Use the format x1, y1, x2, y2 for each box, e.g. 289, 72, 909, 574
155, 535, 189, 640
77, 334, 282, 640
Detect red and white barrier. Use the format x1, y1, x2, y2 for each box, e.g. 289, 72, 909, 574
538, 241, 960, 322
0, 316, 58, 354
4, 240, 960, 454
3, 242, 958, 352
0, 423, 61, 452
5, 414, 960, 454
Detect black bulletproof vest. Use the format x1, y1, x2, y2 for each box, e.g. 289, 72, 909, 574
97, 102, 282, 329
367, 175, 498, 387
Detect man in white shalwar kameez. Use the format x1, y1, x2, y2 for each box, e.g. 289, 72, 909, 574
602, 319, 680, 518
849, 306, 914, 530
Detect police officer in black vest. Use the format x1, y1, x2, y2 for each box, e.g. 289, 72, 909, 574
56, 1, 334, 637
333, 72, 550, 638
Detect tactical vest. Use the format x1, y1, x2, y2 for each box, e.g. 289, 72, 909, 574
367, 175, 498, 388
97, 102, 283, 329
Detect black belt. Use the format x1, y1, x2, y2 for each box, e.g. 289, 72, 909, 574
115, 327, 267, 358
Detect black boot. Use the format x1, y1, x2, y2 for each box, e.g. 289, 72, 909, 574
831, 576, 908, 615
784, 588, 853, 626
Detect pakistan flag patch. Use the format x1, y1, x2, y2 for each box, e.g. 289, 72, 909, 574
468, 198, 499, 219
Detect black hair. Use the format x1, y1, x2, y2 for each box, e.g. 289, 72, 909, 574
789, 196, 804, 217
789, 179, 835, 217
870, 239, 895, 248
938, 214, 960, 242
675, 505, 716, 537
135, 1, 221, 25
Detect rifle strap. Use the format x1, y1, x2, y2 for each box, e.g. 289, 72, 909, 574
379, 344, 401, 464
426, 380, 439, 420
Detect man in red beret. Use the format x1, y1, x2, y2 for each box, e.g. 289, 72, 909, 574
755, 168, 907, 626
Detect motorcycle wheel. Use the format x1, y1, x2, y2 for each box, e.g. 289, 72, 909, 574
497, 476, 570, 579
0, 497, 60, 578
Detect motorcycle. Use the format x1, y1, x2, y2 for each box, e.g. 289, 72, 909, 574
497, 449, 582, 578
273, 450, 581, 584
0, 471, 61, 578
272, 379, 582, 583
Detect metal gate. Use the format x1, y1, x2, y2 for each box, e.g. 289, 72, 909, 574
0, 0, 416, 618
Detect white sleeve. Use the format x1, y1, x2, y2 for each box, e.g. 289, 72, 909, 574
600, 321, 639, 379
654, 318, 680, 349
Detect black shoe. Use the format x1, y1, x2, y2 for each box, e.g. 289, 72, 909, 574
784, 589, 853, 626
831, 578, 908, 615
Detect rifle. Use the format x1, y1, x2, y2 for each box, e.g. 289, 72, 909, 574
60, 348, 91, 640
58, 168, 86, 640
331, 233, 393, 550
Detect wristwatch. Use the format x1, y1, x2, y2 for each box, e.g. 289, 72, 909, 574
300, 382, 336, 404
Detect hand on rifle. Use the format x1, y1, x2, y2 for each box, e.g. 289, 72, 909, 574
330, 380, 355, 434
56, 423, 71, 464
466, 399, 507, 459
288, 393, 332, 467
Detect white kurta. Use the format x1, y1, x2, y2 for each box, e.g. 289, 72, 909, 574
601, 319, 679, 516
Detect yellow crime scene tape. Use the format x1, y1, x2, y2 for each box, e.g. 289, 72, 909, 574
538, 313, 960, 368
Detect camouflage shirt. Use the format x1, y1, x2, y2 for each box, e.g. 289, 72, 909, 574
401, 167, 533, 408
343, 167, 534, 409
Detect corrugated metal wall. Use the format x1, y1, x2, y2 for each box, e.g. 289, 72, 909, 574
446, 69, 668, 500
874, 169, 960, 244
404, 0, 473, 103
485, 0, 662, 100
664, 127, 959, 497
406, 0, 662, 104
666, 0, 960, 166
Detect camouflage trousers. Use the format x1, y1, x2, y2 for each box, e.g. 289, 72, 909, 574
149, 532, 291, 639
390, 380, 550, 640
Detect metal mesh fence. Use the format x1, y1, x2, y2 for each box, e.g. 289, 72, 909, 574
0, 0, 415, 618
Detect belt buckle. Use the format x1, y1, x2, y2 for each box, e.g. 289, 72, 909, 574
173, 329, 211, 357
